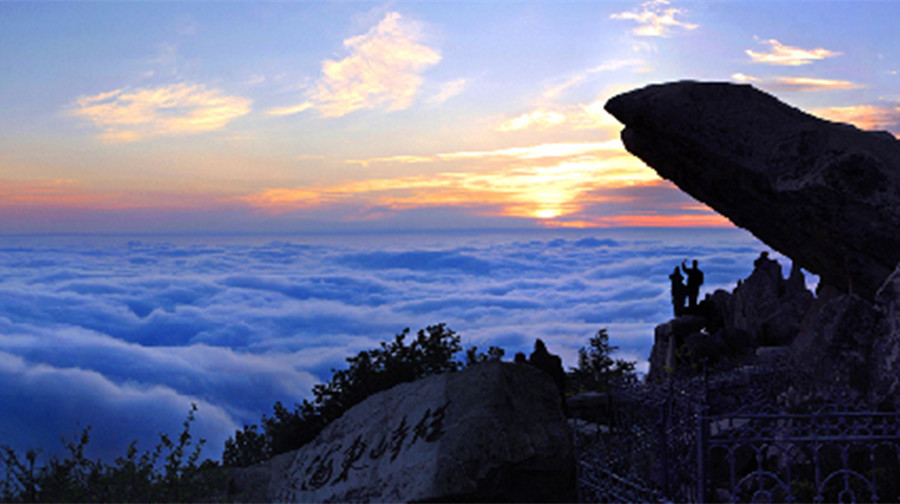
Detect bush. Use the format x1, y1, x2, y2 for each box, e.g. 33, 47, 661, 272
224, 324, 467, 467
0, 404, 224, 503
569, 328, 637, 393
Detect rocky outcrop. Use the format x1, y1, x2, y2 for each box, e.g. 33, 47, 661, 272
725, 254, 814, 347
605, 81, 900, 300
227, 361, 574, 503
647, 254, 814, 379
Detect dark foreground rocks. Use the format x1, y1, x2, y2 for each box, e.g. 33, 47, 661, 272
226, 361, 574, 503
605, 81, 900, 300
610, 81, 900, 406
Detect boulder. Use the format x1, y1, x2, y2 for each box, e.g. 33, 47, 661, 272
605, 81, 900, 300
230, 361, 574, 503
647, 315, 706, 381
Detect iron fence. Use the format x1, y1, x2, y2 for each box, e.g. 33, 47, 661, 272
574, 368, 900, 503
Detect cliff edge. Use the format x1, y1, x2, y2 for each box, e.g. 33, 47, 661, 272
605, 81, 900, 300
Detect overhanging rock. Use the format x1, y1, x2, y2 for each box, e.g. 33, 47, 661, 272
605, 81, 900, 300
231, 361, 573, 503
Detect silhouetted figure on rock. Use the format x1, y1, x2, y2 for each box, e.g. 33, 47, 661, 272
682, 259, 704, 310
669, 267, 687, 316
529, 339, 567, 414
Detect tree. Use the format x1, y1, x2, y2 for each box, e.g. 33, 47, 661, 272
223, 324, 467, 466
570, 329, 637, 393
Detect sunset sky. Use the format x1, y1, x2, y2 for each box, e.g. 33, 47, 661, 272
2, 1, 899, 234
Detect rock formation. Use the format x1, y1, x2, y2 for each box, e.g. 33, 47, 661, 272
605, 81, 900, 300
227, 361, 574, 503
647, 254, 814, 380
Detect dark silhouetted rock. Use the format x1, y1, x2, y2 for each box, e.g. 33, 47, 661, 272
648, 255, 814, 379
790, 293, 884, 399
647, 315, 706, 381
726, 256, 814, 347
605, 81, 900, 300
873, 264, 900, 406
228, 361, 574, 503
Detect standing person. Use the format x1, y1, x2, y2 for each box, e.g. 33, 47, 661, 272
669, 267, 687, 316
529, 339, 567, 415
681, 259, 704, 311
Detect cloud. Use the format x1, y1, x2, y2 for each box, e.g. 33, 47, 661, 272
496, 99, 619, 132
498, 110, 568, 131
241, 140, 657, 221
611, 0, 698, 37
730, 73, 862, 92
731, 73, 762, 83
0, 229, 798, 460
267, 102, 314, 117
746, 38, 841, 66
542, 59, 644, 99
812, 103, 900, 137
428, 78, 467, 105
770, 77, 862, 91
71, 83, 252, 142
270, 12, 441, 118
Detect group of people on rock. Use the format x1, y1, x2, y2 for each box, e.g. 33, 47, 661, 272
669, 259, 704, 316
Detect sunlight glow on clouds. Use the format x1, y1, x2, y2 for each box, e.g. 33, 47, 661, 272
497, 99, 618, 132
611, 0, 698, 37
71, 84, 252, 142
813, 104, 900, 137
771, 77, 862, 91
428, 78, 468, 105
542, 59, 645, 99
270, 12, 441, 118
746, 38, 841, 66
243, 141, 659, 221
731, 74, 862, 92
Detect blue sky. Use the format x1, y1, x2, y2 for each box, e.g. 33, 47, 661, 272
2, 1, 898, 233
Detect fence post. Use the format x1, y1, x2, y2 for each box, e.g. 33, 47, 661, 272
659, 381, 670, 497
696, 361, 709, 503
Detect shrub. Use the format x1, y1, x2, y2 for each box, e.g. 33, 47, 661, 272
224, 323, 466, 466
0, 404, 224, 503
569, 328, 637, 393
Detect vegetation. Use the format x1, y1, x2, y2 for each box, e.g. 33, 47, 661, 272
1, 322, 635, 502
224, 323, 485, 467
568, 328, 638, 393
0, 404, 225, 503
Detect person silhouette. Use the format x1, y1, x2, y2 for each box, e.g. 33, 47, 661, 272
529, 339, 567, 414
669, 267, 687, 316
681, 259, 704, 310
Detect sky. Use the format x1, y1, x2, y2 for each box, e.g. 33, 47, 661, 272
2, 0, 899, 234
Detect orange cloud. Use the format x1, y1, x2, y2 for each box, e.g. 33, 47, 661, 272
611, 0, 698, 37
0, 179, 228, 210
812, 104, 900, 135
734, 74, 863, 92
242, 141, 662, 222
71, 84, 252, 142
746, 38, 840, 66
588, 213, 732, 227
771, 77, 861, 91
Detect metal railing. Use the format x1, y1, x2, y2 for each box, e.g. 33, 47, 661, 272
574, 367, 900, 503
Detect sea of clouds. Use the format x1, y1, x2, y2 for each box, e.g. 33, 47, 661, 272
0, 227, 810, 461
